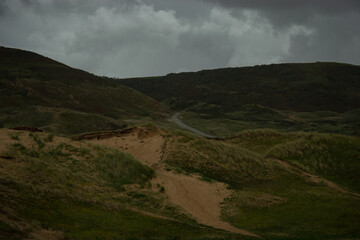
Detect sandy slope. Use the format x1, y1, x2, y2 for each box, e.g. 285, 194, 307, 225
87, 127, 260, 238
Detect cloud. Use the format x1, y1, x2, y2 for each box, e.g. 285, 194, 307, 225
0, 0, 359, 77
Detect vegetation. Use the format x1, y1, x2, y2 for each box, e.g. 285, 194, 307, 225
176, 106, 360, 137
222, 173, 360, 239
95, 149, 155, 191
165, 129, 360, 239
166, 130, 273, 188
0, 46, 170, 135
0, 129, 240, 240
266, 133, 360, 192
1, 47, 360, 239
119, 62, 360, 136
120, 62, 360, 112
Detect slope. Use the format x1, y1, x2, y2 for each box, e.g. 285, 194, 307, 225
165, 129, 360, 239
0, 46, 170, 135
0, 128, 244, 240
119, 63, 360, 136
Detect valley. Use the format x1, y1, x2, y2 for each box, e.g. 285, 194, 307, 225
0, 47, 359, 239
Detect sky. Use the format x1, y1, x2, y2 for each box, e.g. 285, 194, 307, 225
1, 0, 360, 78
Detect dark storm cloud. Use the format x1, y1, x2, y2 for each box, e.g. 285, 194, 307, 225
0, 0, 359, 77
203, 0, 360, 15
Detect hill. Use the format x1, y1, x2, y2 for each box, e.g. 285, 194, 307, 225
0, 47, 170, 135
119, 63, 360, 136
1, 126, 359, 239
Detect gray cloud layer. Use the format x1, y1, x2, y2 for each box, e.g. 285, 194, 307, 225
1, 0, 359, 77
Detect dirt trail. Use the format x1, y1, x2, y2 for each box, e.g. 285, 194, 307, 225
274, 159, 360, 198
88, 127, 260, 238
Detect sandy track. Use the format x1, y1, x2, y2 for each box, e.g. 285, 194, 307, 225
88, 127, 260, 238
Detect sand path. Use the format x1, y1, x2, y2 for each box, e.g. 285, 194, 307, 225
88, 128, 260, 238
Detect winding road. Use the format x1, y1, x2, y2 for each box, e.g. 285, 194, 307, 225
170, 113, 217, 138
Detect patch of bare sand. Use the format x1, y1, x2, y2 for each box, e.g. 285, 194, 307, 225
88, 127, 260, 238
27, 229, 64, 240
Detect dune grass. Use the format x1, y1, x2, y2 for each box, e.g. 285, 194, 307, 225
222, 172, 360, 239
266, 133, 360, 192
95, 149, 155, 191
165, 130, 274, 188
217, 129, 360, 239
0, 130, 242, 240
177, 106, 360, 138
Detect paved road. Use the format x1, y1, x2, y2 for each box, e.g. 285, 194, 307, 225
170, 113, 217, 138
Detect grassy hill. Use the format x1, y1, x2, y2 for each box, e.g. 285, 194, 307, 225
0, 47, 170, 135
0, 128, 242, 240
165, 129, 360, 239
1, 127, 359, 239
119, 63, 360, 136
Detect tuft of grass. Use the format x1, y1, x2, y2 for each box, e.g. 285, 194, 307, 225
29, 132, 45, 149
8, 132, 21, 140
44, 133, 54, 142
95, 149, 155, 191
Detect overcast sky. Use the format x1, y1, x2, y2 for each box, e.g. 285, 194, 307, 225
1, 0, 360, 78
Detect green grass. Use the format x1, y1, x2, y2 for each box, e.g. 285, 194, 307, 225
164, 128, 360, 239
177, 106, 360, 137
266, 133, 360, 192
95, 149, 155, 191
0, 130, 246, 239
165, 130, 274, 188
222, 172, 360, 239
216, 129, 360, 239
14, 195, 236, 240
1, 106, 128, 136
224, 129, 299, 155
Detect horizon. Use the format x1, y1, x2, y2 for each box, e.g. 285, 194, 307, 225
2, 45, 360, 80
1, 0, 360, 78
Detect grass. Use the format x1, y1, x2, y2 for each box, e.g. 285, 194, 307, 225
8, 132, 21, 140
1, 106, 128, 136
95, 149, 155, 191
266, 133, 360, 192
13, 194, 237, 240
164, 128, 360, 239
0, 129, 243, 239
29, 132, 45, 149
165, 130, 274, 188
222, 172, 360, 239
0, 220, 24, 240
0, 46, 170, 136
119, 62, 360, 113
223, 129, 360, 192
177, 106, 360, 137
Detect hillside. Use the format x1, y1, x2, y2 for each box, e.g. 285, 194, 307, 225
1, 126, 359, 239
0, 47, 170, 135
119, 63, 360, 136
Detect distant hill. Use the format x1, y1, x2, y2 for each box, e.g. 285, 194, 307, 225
119, 62, 360, 112
119, 62, 360, 136
0, 47, 170, 135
